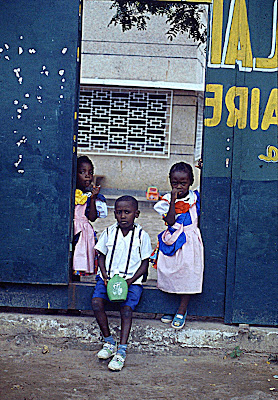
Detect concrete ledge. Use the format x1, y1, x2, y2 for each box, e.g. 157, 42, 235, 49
0, 312, 277, 355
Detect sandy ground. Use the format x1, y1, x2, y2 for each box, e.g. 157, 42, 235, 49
0, 332, 277, 400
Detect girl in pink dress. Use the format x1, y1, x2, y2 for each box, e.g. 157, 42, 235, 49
73, 156, 107, 279
153, 162, 204, 329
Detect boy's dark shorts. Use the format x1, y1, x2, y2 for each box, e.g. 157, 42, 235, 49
92, 275, 143, 311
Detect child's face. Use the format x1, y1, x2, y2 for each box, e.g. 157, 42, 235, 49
76, 162, 93, 191
114, 201, 140, 234
170, 170, 191, 198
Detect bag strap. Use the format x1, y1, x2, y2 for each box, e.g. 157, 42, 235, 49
107, 225, 136, 279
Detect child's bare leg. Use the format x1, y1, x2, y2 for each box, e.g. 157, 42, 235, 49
177, 294, 190, 315
120, 305, 133, 345
92, 297, 110, 338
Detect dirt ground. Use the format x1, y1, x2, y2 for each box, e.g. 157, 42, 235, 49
0, 331, 277, 400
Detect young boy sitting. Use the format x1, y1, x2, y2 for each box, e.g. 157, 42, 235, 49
92, 195, 152, 371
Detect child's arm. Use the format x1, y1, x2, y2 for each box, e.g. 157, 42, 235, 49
87, 186, 100, 222
125, 258, 149, 287
163, 188, 179, 226
97, 252, 109, 286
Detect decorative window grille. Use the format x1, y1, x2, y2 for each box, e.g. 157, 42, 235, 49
78, 86, 173, 158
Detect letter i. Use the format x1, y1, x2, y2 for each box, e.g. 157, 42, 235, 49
250, 88, 260, 130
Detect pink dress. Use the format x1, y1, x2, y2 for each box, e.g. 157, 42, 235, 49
73, 203, 96, 274
154, 190, 204, 294
73, 191, 107, 275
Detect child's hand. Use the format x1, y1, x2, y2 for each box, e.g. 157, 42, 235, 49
171, 187, 180, 201
89, 185, 100, 198
125, 278, 132, 287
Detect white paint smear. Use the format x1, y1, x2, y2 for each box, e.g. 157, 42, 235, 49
58, 69, 65, 76
4, 43, 9, 50
25, 93, 30, 98
14, 100, 19, 105
28, 48, 36, 54
14, 155, 23, 167
61, 47, 68, 54
16, 136, 27, 147
18, 47, 24, 55
5, 55, 10, 60
18, 170, 25, 174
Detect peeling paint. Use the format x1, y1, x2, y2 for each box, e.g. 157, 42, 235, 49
58, 69, 65, 76
16, 136, 27, 147
17, 169, 25, 174
4, 43, 9, 50
24, 93, 30, 98
18, 47, 24, 55
14, 155, 23, 167
4, 55, 10, 60
13, 100, 19, 105
61, 47, 68, 54
28, 48, 36, 54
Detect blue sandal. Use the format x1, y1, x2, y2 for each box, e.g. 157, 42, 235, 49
171, 311, 187, 330
160, 315, 174, 324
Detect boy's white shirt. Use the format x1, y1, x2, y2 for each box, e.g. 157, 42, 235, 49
95, 223, 152, 284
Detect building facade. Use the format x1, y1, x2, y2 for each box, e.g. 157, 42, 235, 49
79, 0, 207, 193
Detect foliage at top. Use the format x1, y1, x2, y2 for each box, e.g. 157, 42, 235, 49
109, 1, 207, 44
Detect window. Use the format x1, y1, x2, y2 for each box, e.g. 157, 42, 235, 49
78, 86, 173, 158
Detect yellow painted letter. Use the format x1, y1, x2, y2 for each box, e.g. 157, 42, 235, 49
224, 0, 253, 69
210, 0, 224, 64
225, 86, 248, 129
250, 88, 260, 131
261, 89, 278, 130
204, 84, 223, 127
255, 18, 278, 70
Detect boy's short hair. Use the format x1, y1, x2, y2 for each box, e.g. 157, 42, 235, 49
115, 195, 138, 210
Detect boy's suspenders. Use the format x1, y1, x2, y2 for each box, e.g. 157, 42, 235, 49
107, 225, 136, 279
106, 225, 148, 281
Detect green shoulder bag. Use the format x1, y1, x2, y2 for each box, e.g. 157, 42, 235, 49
106, 225, 136, 302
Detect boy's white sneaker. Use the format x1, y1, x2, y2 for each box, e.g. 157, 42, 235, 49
108, 353, 126, 371
97, 343, 117, 360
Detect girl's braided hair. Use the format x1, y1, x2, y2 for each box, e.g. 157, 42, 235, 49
169, 162, 194, 185
77, 155, 94, 172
